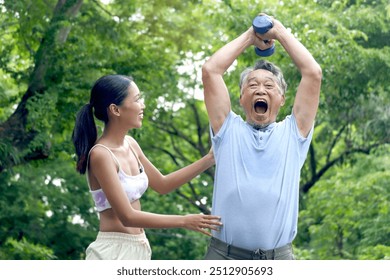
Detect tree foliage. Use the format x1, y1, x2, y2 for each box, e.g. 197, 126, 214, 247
297, 148, 390, 260
0, 0, 388, 259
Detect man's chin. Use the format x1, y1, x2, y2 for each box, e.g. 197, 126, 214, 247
247, 121, 271, 130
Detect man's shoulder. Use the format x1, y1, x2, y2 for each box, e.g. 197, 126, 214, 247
275, 114, 294, 127
228, 111, 245, 124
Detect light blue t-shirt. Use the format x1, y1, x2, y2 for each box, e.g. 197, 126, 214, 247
211, 111, 313, 250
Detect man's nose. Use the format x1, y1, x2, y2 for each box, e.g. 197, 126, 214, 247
255, 85, 267, 95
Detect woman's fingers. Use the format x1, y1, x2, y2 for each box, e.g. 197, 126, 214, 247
199, 215, 223, 232
198, 228, 213, 237
184, 214, 223, 236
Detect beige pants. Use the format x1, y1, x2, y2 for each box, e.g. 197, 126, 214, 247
86, 231, 152, 260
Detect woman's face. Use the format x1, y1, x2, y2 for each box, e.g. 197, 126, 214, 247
116, 82, 145, 129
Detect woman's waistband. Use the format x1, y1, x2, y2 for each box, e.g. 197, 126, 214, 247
96, 231, 147, 242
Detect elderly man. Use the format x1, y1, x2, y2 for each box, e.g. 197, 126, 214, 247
202, 13, 322, 260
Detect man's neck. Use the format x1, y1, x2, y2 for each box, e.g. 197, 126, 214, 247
247, 121, 271, 130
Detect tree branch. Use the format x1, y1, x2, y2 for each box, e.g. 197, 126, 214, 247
175, 189, 211, 215
326, 124, 347, 163
301, 143, 384, 193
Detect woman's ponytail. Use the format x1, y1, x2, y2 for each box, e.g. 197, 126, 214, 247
72, 103, 97, 174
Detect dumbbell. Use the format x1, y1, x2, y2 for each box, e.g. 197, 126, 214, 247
252, 15, 275, 57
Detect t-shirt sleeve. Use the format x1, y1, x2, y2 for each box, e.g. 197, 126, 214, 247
210, 111, 236, 145
289, 113, 314, 168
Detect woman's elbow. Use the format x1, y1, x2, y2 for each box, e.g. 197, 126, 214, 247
154, 188, 169, 195
150, 182, 171, 195
202, 62, 213, 80
119, 212, 138, 228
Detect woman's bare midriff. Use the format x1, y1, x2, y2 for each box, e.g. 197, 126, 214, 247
98, 200, 144, 234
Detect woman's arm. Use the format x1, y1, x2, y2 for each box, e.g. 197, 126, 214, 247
89, 145, 220, 236
128, 136, 214, 194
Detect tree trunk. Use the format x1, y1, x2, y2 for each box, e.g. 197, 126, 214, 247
0, 0, 83, 172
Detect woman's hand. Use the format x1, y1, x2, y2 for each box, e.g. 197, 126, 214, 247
206, 147, 215, 166
182, 214, 222, 236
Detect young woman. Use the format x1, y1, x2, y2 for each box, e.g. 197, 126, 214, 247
72, 74, 221, 260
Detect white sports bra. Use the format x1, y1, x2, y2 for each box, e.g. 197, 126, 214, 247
86, 140, 148, 212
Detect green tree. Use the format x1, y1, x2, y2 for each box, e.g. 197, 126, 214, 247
297, 149, 390, 259
0, 0, 218, 259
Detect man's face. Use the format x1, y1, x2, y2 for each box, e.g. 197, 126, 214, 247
240, 69, 285, 127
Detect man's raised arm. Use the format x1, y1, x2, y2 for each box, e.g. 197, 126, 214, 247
265, 17, 322, 137
202, 27, 261, 135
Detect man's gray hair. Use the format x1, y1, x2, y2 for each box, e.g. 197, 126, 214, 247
239, 60, 287, 95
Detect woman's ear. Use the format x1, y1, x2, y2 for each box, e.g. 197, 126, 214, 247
108, 104, 120, 116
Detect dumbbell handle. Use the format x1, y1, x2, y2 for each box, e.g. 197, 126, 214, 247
252, 15, 275, 57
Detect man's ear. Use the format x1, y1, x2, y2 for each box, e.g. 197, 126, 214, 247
280, 95, 285, 106
108, 104, 120, 116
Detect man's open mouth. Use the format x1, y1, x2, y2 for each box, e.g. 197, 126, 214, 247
254, 100, 268, 114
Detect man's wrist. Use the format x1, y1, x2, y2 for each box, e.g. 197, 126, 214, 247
273, 22, 290, 42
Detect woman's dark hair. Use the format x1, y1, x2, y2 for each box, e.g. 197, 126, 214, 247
72, 74, 133, 174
